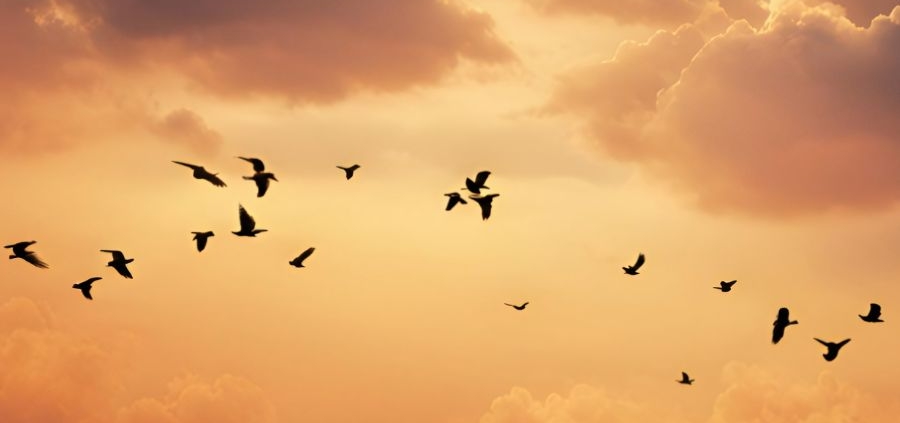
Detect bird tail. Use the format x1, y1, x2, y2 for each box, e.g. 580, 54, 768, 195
8, 255, 15, 260
243, 176, 254, 180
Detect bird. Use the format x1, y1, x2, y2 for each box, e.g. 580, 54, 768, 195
677, 372, 694, 385
623, 253, 645, 275
859, 303, 884, 323
289, 248, 316, 268
814, 338, 850, 361
237, 156, 266, 173
470, 194, 500, 220
72, 277, 101, 300
4, 241, 49, 269
337, 164, 360, 180
101, 250, 134, 279
243, 172, 278, 197
504, 302, 529, 311
191, 231, 215, 252
232, 205, 267, 237
462, 171, 491, 194
714, 280, 737, 292
172, 161, 227, 187
444, 192, 468, 211
772, 307, 798, 344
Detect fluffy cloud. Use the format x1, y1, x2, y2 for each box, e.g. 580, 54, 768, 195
552, 2, 900, 216
150, 109, 223, 156
528, 0, 711, 26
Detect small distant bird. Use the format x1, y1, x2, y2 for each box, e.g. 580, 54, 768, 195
72, 277, 101, 300
101, 250, 134, 279
192, 231, 215, 252
714, 280, 737, 292
237, 156, 266, 173
289, 247, 316, 268
677, 372, 694, 385
172, 161, 227, 187
859, 303, 884, 323
504, 302, 528, 311
4, 241, 49, 269
233, 205, 267, 237
337, 164, 360, 180
623, 253, 645, 275
470, 194, 500, 220
463, 171, 491, 194
444, 192, 468, 211
814, 338, 850, 361
772, 307, 798, 344
243, 172, 278, 197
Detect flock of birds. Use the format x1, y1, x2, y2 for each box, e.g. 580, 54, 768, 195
4, 158, 887, 386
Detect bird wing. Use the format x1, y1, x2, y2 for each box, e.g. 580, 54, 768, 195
172, 161, 200, 170
632, 253, 645, 270
521, 302, 529, 307
446, 196, 460, 211
772, 325, 785, 344
196, 236, 208, 252
297, 247, 315, 261
474, 171, 491, 186
85, 277, 102, 284
238, 156, 265, 172
777, 307, 790, 321
101, 250, 125, 261
837, 338, 851, 347
81, 287, 93, 300
814, 338, 828, 347
255, 177, 269, 197
503, 303, 515, 307
238, 205, 256, 231
22, 252, 49, 269
114, 263, 133, 279
199, 171, 227, 187
725, 280, 737, 286
480, 201, 492, 220
870, 303, 881, 315
682, 372, 689, 380
465, 178, 480, 194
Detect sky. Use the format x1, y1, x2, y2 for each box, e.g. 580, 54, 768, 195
1, 0, 899, 422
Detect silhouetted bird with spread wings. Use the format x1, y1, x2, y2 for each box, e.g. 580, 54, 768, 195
623, 253, 645, 275
337, 164, 360, 180
244, 172, 278, 197
192, 231, 214, 252
504, 302, 528, 311
814, 338, 850, 361
172, 161, 226, 187
101, 250, 134, 279
463, 171, 491, 194
677, 372, 694, 385
859, 303, 884, 323
289, 247, 316, 268
4, 241, 49, 269
772, 307, 798, 344
444, 192, 468, 211
237, 156, 266, 173
714, 280, 737, 292
233, 205, 267, 237
470, 194, 499, 220
72, 277, 101, 300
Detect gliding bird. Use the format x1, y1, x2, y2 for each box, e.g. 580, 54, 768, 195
101, 250, 134, 279
4, 241, 49, 269
172, 161, 227, 187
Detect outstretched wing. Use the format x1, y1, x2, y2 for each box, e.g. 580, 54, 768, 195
255, 177, 269, 197
81, 286, 93, 300
465, 178, 480, 194
114, 263, 133, 279
814, 338, 828, 347
836, 338, 851, 348
681, 372, 689, 381
199, 171, 227, 187
238, 205, 256, 231
296, 247, 315, 262
21, 252, 49, 269
101, 250, 126, 261
870, 303, 881, 316
446, 195, 460, 211
238, 156, 265, 172
196, 236, 208, 252
474, 171, 491, 186
6, 241, 35, 255
772, 325, 785, 344
172, 161, 200, 170
632, 253, 645, 270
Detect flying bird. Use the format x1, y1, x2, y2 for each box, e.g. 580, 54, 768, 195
463, 170, 491, 194
72, 277, 101, 300
814, 338, 851, 361
101, 250, 134, 279
772, 307, 798, 344
233, 205, 267, 237
504, 302, 529, 311
444, 192, 468, 211
243, 172, 278, 197
623, 253, 645, 275
172, 161, 227, 187
677, 372, 694, 385
191, 231, 215, 252
4, 241, 49, 269
289, 247, 316, 268
859, 303, 884, 323
714, 280, 737, 292
237, 156, 266, 173
337, 164, 360, 180
470, 194, 500, 220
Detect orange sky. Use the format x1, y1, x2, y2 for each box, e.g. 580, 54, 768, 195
2, 1, 900, 422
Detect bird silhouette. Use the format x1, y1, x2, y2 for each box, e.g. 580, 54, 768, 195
677, 372, 694, 385
772, 307, 798, 344
444, 192, 468, 211
463, 171, 491, 194
859, 303, 884, 323
623, 253, 645, 275
814, 338, 850, 361
504, 302, 528, 310
237, 156, 266, 172
289, 247, 316, 268
243, 172, 278, 197
337, 164, 360, 180
470, 194, 499, 220
192, 231, 215, 252
101, 250, 134, 279
4, 241, 49, 269
714, 280, 737, 292
232, 205, 267, 237
72, 277, 101, 300
172, 161, 227, 187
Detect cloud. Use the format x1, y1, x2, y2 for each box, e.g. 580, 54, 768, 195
551, 2, 900, 216
150, 109, 223, 156
527, 0, 711, 26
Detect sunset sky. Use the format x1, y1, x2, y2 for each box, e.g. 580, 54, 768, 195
2, 0, 900, 422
